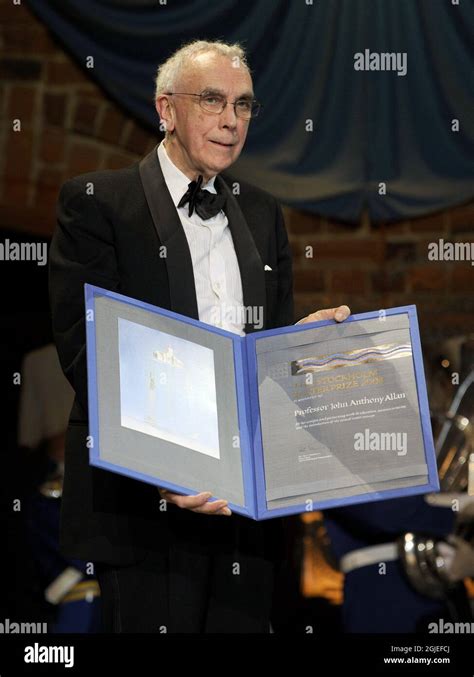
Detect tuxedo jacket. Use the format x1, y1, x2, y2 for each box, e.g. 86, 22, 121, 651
49, 144, 294, 566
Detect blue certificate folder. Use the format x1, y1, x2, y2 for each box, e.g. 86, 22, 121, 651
85, 284, 439, 520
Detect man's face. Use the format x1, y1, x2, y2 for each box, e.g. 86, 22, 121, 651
156, 52, 253, 180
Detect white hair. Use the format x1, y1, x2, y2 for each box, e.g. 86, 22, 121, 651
154, 39, 251, 102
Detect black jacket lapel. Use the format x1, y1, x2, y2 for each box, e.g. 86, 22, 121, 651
216, 175, 267, 334
139, 145, 199, 320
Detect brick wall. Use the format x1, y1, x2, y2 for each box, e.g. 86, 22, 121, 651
285, 205, 474, 338
0, 2, 158, 226
1, 2, 473, 340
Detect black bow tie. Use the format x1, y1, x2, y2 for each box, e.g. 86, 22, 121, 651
177, 174, 226, 220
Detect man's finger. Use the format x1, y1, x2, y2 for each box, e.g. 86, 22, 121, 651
334, 305, 351, 321
162, 490, 212, 509
160, 490, 231, 516
305, 305, 351, 323
217, 507, 232, 516
194, 499, 231, 515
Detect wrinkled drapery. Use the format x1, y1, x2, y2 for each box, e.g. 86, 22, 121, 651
27, 0, 474, 221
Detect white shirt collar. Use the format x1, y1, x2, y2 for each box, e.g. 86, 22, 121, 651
157, 140, 217, 209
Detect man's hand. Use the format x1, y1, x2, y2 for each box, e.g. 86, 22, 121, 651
298, 305, 351, 324
158, 489, 232, 516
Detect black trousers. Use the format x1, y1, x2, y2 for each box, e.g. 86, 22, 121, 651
95, 522, 278, 633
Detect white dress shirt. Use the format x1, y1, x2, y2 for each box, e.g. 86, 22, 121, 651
157, 141, 245, 336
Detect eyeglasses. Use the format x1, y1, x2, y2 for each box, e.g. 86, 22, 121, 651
166, 91, 262, 119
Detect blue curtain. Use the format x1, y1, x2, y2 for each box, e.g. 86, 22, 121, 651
27, 0, 474, 222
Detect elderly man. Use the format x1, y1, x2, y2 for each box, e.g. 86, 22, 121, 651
49, 39, 350, 633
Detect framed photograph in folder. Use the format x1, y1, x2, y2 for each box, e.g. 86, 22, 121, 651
85, 284, 439, 520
